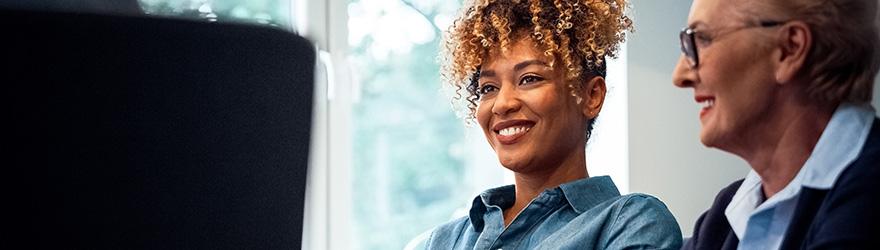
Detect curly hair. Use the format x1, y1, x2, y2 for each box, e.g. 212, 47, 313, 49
440, 0, 633, 123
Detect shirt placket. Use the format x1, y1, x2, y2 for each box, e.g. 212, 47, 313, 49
487, 191, 562, 250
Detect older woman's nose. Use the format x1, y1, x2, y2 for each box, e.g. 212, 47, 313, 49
672, 55, 696, 88
491, 87, 521, 116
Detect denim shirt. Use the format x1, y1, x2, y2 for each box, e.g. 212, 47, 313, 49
425, 176, 682, 250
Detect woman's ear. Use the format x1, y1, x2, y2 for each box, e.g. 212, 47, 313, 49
581, 76, 606, 119
774, 21, 812, 84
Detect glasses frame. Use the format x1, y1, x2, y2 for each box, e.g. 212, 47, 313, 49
679, 20, 786, 68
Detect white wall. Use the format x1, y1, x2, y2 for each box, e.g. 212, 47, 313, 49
875, 73, 880, 112
627, 0, 880, 237
626, 0, 748, 237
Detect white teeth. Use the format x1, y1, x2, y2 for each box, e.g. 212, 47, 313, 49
499, 126, 531, 136
701, 99, 715, 109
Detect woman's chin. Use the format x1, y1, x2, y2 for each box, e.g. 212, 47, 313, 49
497, 157, 517, 170
699, 131, 716, 148
699, 127, 729, 150
497, 155, 527, 172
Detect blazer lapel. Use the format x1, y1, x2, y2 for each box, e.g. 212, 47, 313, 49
779, 187, 828, 250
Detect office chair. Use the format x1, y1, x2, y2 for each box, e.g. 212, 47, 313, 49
5, 8, 314, 249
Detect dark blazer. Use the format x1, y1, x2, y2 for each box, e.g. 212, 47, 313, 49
683, 118, 880, 250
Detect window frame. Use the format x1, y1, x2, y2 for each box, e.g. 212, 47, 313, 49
299, 0, 354, 249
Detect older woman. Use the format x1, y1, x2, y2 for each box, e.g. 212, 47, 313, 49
426, 0, 682, 249
673, 0, 880, 249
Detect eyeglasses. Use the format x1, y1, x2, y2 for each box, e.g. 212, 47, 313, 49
679, 20, 786, 68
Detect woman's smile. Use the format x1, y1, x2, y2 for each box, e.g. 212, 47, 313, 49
492, 119, 536, 145
696, 95, 715, 120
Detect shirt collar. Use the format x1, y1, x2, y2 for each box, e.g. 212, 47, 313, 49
725, 103, 876, 238
468, 184, 514, 232
468, 176, 621, 231
801, 103, 875, 189
558, 176, 621, 213
725, 170, 766, 239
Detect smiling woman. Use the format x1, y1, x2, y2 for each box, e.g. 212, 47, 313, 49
426, 0, 683, 249
474, 39, 594, 181
673, 0, 880, 249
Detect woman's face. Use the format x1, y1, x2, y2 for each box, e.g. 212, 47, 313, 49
672, 0, 779, 152
475, 38, 594, 174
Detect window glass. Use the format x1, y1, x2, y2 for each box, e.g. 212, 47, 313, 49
347, 0, 501, 249
138, 0, 291, 28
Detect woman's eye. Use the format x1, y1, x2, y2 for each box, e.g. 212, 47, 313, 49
520, 75, 543, 85
478, 84, 498, 96
695, 33, 712, 45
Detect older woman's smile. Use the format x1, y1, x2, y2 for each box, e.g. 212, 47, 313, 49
695, 95, 715, 119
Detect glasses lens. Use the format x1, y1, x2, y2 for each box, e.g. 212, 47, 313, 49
680, 29, 698, 67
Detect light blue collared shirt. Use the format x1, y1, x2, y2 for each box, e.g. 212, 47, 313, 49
425, 176, 682, 249
726, 103, 876, 250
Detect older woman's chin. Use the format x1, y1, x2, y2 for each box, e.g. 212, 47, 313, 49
699, 129, 722, 149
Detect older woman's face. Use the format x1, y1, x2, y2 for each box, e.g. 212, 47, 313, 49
672, 0, 779, 151
475, 38, 589, 173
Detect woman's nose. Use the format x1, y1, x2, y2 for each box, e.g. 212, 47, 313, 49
672, 55, 696, 88
491, 86, 520, 116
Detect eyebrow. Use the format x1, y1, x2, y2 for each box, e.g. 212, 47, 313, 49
479, 59, 550, 79
688, 21, 708, 29
514, 59, 550, 72
479, 70, 496, 78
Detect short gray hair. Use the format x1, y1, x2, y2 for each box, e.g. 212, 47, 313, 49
749, 0, 879, 104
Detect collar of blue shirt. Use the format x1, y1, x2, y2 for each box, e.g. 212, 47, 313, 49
724, 102, 876, 243
468, 175, 621, 232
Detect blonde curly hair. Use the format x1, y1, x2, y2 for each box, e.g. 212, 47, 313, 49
440, 0, 633, 121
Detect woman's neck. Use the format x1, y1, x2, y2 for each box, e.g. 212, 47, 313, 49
735, 101, 835, 199
503, 148, 588, 226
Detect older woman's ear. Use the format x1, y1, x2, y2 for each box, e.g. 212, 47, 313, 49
774, 21, 813, 84
581, 76, 606, 119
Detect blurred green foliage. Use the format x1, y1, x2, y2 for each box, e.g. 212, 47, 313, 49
348, 0, 469, 249
138, 0, 289, 27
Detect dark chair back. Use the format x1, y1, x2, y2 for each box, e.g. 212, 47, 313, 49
5, 9, 314, 249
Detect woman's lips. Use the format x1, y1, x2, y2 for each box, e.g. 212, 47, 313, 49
492, 120, 536, 145
696, 96, 715, 120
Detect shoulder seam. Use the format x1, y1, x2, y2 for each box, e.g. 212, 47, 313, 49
610, 194, 655, 231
